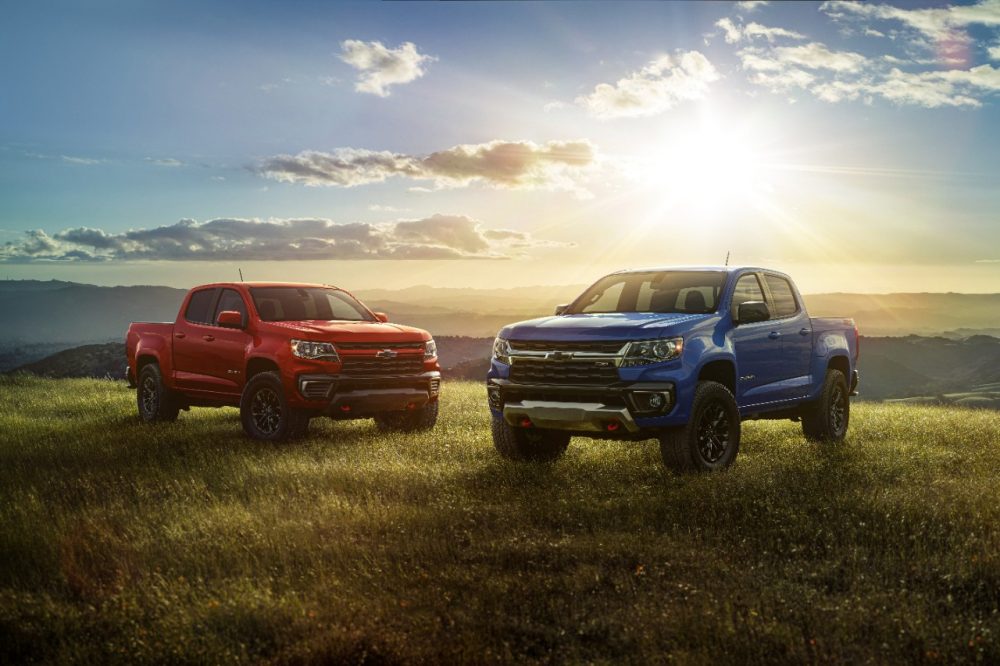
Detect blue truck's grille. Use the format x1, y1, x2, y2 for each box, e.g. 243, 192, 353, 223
509, 359, 619, 385
508, 340, 627, 354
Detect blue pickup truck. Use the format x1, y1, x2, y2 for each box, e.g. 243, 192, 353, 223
487, 267, 859, 472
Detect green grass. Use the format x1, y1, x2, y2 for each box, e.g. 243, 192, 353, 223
2, 375, 999, 664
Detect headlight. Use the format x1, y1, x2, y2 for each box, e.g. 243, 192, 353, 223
492, 336, 512, 365
621, 337, 683, 367
424, 339, 437, 359
290, 339, 340, 361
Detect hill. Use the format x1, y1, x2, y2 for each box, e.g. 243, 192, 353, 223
1, 376, 998, 662
1, 279, 999, 343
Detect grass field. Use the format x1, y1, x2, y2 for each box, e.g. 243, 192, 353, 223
2, 376, 999, 664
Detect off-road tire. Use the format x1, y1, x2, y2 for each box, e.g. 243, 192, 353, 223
137, 363, 180, 423
492, 416, 570, 462
374, 400, 439, 432
240, 371, 309, 441
659, 380, 741, 473
801, 369, 849, 442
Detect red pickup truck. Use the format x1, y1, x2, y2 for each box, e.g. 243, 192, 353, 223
126, 282, 441, 440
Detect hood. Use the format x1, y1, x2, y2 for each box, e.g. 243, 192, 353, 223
260, 319, 430, 341
502, 312, 713, 341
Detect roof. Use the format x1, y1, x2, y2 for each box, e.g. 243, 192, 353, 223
612, 265, 767, 274
190, 281, 339, 290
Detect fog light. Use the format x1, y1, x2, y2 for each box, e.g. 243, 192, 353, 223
631, 390, 673, 413
647, 393, 665, 409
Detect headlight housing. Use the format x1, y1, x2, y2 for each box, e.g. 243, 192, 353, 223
290, 339, 340, 362
424, 339, 437, 359
492, 336, 512, 365
620, 337, 683, 367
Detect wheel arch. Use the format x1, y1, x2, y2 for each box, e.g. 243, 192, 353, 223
697, 356, 737, 395
245, 356, 280, 380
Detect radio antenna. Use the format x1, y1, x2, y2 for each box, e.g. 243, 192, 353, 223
724, 251, 730, 267
238, 268, 244, 282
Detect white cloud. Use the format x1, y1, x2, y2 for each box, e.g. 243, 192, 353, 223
0, 215, 550, 263
716, 18, 805, 44
990, 42, 1000, 60
61, 155, 103, 165
258, 139, 597, 195
576, 51, 719, 119
145, 157, 184, 167
740, 42, 868, 73
339, 39, 435, 97
736, 1, 769, 12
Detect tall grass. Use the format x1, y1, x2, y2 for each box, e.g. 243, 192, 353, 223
1, 375, 999, 663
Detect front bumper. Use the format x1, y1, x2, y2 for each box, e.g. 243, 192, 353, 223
297, 371, 441, 417
488, 379, 675, 434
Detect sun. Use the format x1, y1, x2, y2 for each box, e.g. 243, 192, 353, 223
642, 117, 771, 214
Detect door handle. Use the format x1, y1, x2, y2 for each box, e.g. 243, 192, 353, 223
174, 332, 186, 339
799, 328, 810, 336
202, 335, 215, 342
768, 331, 780, 340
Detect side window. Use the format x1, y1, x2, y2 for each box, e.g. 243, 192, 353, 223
184, 289, 217, 325
577, 280, 626, 314
731, 274, 765, 311
764, 275, 798, 318
213, 289, 247, 325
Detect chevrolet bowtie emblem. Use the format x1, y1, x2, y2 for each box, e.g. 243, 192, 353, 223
375, 349, 398, 359
547, 351, 573, 361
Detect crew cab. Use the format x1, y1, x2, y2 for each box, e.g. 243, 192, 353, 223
127, 282, 440, 440
487, 267, 858, 471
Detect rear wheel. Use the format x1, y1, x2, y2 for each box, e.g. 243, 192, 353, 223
136, 363, 179, 423
801, 369, 849, 442
659, 381, 740, 473
374, 400, 439, 432
492, 416, 570, 462
240, 371, 309, 441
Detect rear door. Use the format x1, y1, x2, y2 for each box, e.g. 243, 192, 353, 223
730, 272, 784, 406
762, 273, 812, 400
171, 288, 221, 392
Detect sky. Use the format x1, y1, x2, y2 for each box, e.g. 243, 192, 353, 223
1, 0, 999, 294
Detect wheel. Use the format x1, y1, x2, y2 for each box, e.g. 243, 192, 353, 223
659, 381, 740, 473
801, 369, 849, 442
240, 371, 309, 441
374, 400, 439, 432
136, 363, 179, 423
491, 416, 570, 462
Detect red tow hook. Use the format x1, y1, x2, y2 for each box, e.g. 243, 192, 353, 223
519, 417, 533, 428
606, 420, 621, 432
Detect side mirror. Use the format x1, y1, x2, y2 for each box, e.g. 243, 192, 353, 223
554, 304, 569, 316
373, 312, 390, 323
736, 301, 770, 325
217, 310, 245, 329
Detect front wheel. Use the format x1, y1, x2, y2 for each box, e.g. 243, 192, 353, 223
492, 416, 570, 462
136, 363, 179, 423
801, 369, 849, 442
374, 400, 439, 432
240, 371, 309, 441
659, 381, 741, 473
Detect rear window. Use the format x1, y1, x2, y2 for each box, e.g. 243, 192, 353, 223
764, 275, 798, 317
184, 289, 217, 324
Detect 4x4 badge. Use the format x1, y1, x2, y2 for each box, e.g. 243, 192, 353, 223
375, 349, 398, 359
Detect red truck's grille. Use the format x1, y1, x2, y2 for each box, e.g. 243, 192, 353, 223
509, 359, 619, 385
341, 355, 424, 377
337, 341, 424, 351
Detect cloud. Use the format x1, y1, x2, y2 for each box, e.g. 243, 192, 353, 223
145, 157, 184, 167
990, 42, 1000, 60
0, 215, 551, 263
61, 155, 103, 165
339, 39, 435, 96
736, 1, 769, 11
821, 0, 1000, 65
739, 42, 868, 73
257, 139, 597, 195
576, 51, 719, 119
716, 18, 805, 44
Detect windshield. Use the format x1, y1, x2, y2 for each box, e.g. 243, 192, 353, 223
249, 287, 373, 322
566, 271, 727, 315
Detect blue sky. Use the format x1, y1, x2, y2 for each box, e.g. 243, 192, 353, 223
1, 0, 999, 292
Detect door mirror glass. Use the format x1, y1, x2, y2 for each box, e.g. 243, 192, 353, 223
736, 301, 770, 324
217, 310, 244, 329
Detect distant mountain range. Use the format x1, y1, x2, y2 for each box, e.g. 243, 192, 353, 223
7, 332, 999, 408
2, 280, 999, 347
